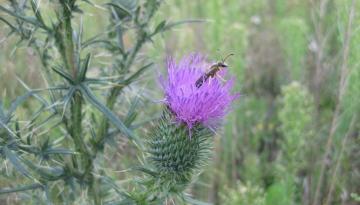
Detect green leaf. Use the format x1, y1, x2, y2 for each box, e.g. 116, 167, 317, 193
81, 32, 112, 48
51, 65, 75, 84
100, 175, 132, 198
17, 144, 40, 155
0, 101, 5, 120
74, 19, 84, 69
122, 62, 153, 85
43, 147, 76, 155
43, 184, 53, 205
0, 6, 46, 30
116, 0, 138, 10
0, 16, 18, 32
0, 120, 18, 139
131, 166, 157, 177
22, 159, 64, 181
78, 53, 91, 82
3, 147, 33, 179
82, 39, 113, 49
16, 77, 68, 107
58, 86, 76, 120
0, 183, 43, 194
153, 20, 166, 34
162, 19, 207, 32
81, 0, 94, 6
124, 96, 141, 126
30, 0, 47, 29
106, 2, 132, 18
6, 91, 37, 122
79, 84, 134, 140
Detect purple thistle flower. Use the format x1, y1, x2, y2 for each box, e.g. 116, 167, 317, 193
160, 53, 239, 130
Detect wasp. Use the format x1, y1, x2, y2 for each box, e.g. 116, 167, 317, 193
195, 53, 234, 88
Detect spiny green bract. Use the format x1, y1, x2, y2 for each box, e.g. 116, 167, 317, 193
147, 108, 213, 194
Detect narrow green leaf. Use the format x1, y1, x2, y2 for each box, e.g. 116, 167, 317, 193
124, 96, 141, 126
0, 120, 18, 139
15, 121, 20, 138
132, 166, 157, 177
99, 175, 134, 201
153, 20, 166, 35
79, 53, 91, 82
0, 6, 46, 30
16, 77, 49, 106
30, 0, 47, 29
41, 138, 50, 152
0, 16, 18, 32
22, 159, 64, 181
51, 66, 75, 84
110, 8, 125, 51
43, 184, 53, 205
106, 3, 132, 17
122, 62, 153, 85
61, 86, 76, 118
82, 0, 94, 6
0, 101, 6, 120
3, 147, 32, 179
104, 199, 134, 205
74, 18, 84, 75
81, 32, 109, 47
0, 183, 43, 194
43, 147, 76, 155
82, 39, 113, 49
117, 0, 138, 9
162, 19, 207, 32
79, 84, 134, 139
18, 144, 40, 155
7, 91, 36, 122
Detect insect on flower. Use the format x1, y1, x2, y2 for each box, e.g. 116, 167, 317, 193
160, 53, 239, 130
195, 53, 234, 88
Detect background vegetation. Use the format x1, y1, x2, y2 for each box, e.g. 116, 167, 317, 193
0, 0, 359, 204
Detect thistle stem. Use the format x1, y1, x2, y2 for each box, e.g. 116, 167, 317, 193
58, 2, 100, 204
60, 2, 86, 159
64, 15, 76, 78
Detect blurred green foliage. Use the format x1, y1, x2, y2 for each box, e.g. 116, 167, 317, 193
278, 82, 314, 168
222, 182, 265, 205
1, 0, 360, 204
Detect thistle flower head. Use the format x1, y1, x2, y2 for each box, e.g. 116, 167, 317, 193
160, 53, 239, 129
144, 53, 239, 200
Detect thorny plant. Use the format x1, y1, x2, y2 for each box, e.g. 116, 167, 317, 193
0, 0, 238, 204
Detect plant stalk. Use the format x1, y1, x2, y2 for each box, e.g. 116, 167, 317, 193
59, 2, 100, 204
312, 0, 355, 204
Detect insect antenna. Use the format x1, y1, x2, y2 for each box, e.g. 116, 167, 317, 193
222, 53, 234, 63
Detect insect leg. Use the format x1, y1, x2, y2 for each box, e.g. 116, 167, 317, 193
216, 73, 226, 82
